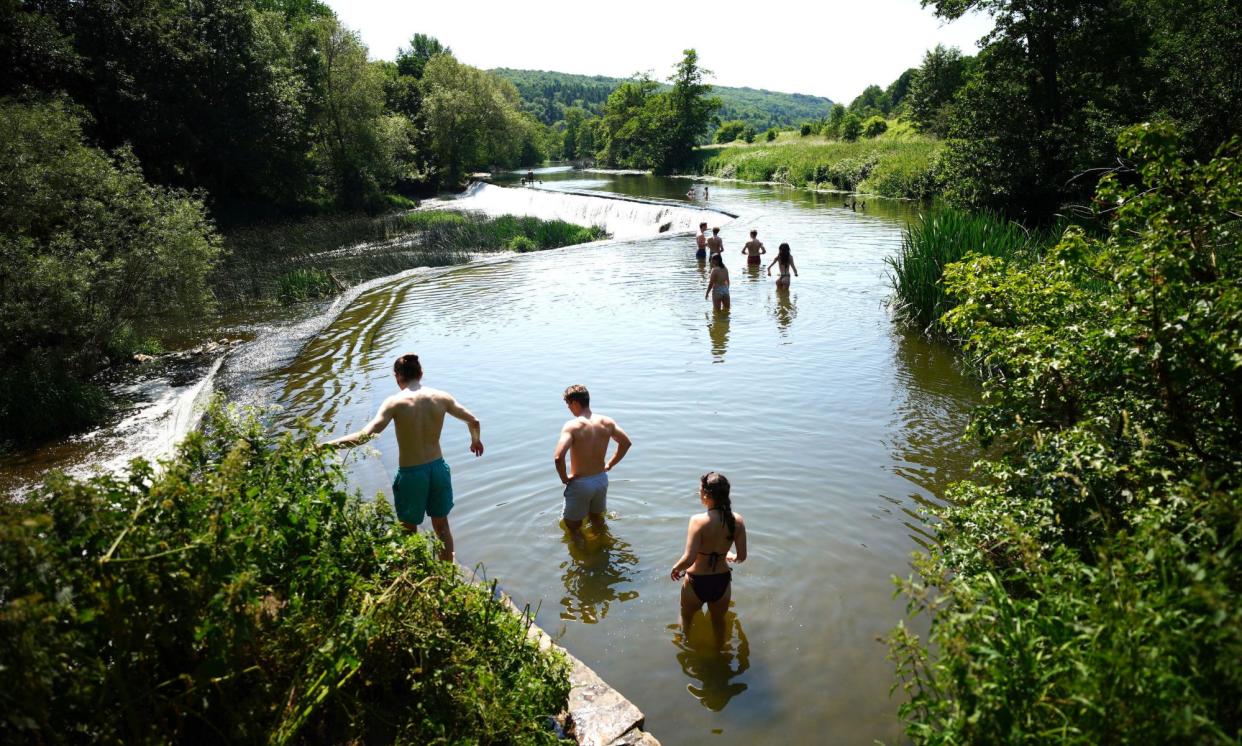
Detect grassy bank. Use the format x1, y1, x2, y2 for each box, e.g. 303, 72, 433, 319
0, 404, 570, 744
887, 127, 1242, 742
886, 206, 1060, 334
214, 210, 606, 306
689, 127, 943, 199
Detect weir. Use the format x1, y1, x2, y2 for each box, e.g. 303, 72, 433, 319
445, 182, 734, 239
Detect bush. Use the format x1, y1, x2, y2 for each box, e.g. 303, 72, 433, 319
863, 116, 888, 138
800, 123, 813, 137
742, 126, 756, 143
841, 113, 863, 141
508, 235, 538, 252
0, 404, 571, 744
885, 206, 1055, 334
276, 268, 336, 304
0, 352, 110, 447
765, 128, 777, 142
890, 125, 1242, 742
0, 99, 220, 442
714, 119, 747, 143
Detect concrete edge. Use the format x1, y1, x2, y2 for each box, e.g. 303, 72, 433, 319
464, 571, 660, 746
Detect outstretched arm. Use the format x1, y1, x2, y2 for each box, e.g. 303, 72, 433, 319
445, 396, 484, 456
605, 421, 631, 471
670, 517, 702, 580
324, 401, 393, 449
553, 425, 574, 484
767, 257, 778, 274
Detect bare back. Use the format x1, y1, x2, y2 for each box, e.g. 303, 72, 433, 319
384, 387, 455, 466
706, 235, 723, 253
563, 414, 618, 478
744, 239, 764, 256
687, 509, 745, 575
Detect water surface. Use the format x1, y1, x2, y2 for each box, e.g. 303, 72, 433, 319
263, 173, 978, 744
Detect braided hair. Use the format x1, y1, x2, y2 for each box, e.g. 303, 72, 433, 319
700, 471, 735, 541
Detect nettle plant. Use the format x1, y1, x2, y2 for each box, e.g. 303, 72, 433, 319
889, 124, 1242, 743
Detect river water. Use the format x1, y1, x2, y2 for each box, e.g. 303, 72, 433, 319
2, 168, 977, 743
261, 170, 979, 744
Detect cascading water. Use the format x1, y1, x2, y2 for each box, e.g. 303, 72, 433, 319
445, 182, 733, 238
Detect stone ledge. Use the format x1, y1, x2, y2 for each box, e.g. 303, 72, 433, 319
467, 571, 659, 746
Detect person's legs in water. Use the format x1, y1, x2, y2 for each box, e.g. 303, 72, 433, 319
680, 578, 704, 636
707, 583, 732, 648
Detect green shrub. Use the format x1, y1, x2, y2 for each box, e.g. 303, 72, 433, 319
715, 119, 747, 143
841, 113, 863, 141
885, 205, 1055, 334
276, 267, 336, 304
890, 125, 1242, 742
800, 123, 813, 137
0, 100, 220, 441
694, 136, 944, 199
0, 352, 109, 447
742, 126, 756, 143
509, 235, 538, 252
0, 404, 571, 744
765, 128, 777, 142
863, 115, 888, 138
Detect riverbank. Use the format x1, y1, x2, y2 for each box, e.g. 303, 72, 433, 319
0, 403, 576, 743
686, 128, 942, 200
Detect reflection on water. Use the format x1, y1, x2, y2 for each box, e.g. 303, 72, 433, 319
671, 611, 751, 711
558, 527, 641, 624
707, 310, 731, 362
770, 287, 797, 336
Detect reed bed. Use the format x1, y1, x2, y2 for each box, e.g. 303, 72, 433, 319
887, 206, 1060, 334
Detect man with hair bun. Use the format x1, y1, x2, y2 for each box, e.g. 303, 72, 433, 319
325, 353, 483, 561
553, 384, 632, 549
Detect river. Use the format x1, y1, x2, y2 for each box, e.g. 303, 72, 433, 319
5, 169, 978, 744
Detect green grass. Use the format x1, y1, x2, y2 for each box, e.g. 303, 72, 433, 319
692, 127, 944, 199
276, 267, 336, 305
410, 211, 607, 254
0, 403, 571, 743
886, 205, 1059, 334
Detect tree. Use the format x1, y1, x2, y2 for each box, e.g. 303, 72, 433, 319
715, 119, 747, 143
824, 103, 847, 138
596, 75, 666, 168
765, 128, 777, 141
396, 33, 449, 79
561, 106, 586, 160
664, 49, 721, 170
0, 100, 219, 441
885, 67, 919, 113
841, 113, 863, 141
849, 84, 890, 118
420, 54, 529, 184
907, 44, 970, 137
863, 116, 888, 138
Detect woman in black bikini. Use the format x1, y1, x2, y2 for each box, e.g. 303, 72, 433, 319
670, 472, 748, 645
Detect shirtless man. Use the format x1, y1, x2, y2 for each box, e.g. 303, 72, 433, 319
695, 222, 708, 260
741, 229, 766, 268
553, 384, 632, 548
325, 354, 482, 561
706, 227, 724, 260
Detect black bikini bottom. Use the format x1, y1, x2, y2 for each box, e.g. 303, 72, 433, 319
688, 570, 732, 603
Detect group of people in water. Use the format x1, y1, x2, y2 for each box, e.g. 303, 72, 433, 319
325, 355, 746, 642
696, 222, 799, 312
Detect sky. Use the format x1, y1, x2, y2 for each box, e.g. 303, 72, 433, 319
324, 0, 994, 103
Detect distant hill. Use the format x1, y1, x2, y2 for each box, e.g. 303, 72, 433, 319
492, 68, 833, 133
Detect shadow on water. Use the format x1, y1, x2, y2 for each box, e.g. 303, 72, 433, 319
670, 610, 751, 712
707, 310, 731, 362
557, 525, 641, 624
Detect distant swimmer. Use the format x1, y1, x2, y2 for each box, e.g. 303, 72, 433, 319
768, 242, 799, 288
741, 229, 766, 268
706, 253, 731, 311
696, 222, 708, 260
553, 384, 633, 549
670, 472, 747, 646
325, 354, 483, 562
706, 227, 724, 260
704, 185, 709, 199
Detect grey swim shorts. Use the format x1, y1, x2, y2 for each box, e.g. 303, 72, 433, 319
562, 472, 608, 521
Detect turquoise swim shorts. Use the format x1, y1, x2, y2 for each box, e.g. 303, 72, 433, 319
392, 458, 453, 526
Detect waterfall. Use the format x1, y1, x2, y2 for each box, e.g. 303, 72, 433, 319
445, 183, 734, 239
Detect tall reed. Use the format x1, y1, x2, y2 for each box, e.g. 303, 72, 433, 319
887, 206, 1057, 334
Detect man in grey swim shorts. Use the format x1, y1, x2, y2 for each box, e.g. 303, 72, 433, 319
553, 384, 632, 548
325, 354, 483, 562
